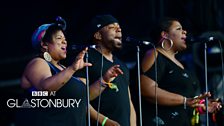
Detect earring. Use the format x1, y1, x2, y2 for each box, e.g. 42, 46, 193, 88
161, 38, 173, 51
43, 52, 52, 62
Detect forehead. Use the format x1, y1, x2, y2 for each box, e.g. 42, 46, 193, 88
107, 23, 119, 26
170, 21, 181, 28
102, 23, 120, 29
99, 23, 120, 32
52, 30, 64, 35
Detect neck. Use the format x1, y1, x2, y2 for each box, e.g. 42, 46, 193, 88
157, 47, 177, 59
157, 47, 184, 69
50, 59, 59, 66
96, 46, 113, 61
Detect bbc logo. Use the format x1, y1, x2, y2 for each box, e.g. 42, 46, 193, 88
32, 91, 48, 96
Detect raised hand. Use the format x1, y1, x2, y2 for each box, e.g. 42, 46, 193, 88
71, 47, 92, 71
103, 65, 123, 82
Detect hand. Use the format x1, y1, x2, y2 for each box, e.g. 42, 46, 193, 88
105, 118, 120, 126
207, 99, 222, 113
71, 47, 92, 71
187, 92, 211, 108
103, 65, 123, 82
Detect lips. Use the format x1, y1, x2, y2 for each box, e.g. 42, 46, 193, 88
115, 36, 122, 43
61, 47, 67, 52
181, 37, 186, 42
115, 36, 121, 40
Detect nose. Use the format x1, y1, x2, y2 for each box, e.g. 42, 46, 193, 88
116, 26, 122, 32
183, 30, 187, 34
62, 38, 67, 44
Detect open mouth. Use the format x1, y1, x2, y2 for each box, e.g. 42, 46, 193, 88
61, 47, 67, 51
181, 37, 186, 42
115, 36, 122, 42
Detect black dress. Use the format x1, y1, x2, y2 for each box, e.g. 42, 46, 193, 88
141, 52, 199, 126
15, 62, 86, 126
75, 48, 131, 126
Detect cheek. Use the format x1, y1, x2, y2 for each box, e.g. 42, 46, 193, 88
102, 33, 112, 41
170, 33, 180, 42
106, 30, 116, 36
104, 32, 112, 38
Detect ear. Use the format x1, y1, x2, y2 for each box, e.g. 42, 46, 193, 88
161, 31, 168, 39
40, 41, 48, 50
93, 32, 102, 40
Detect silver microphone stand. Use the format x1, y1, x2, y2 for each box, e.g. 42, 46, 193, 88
85, 51, 91, 126
204, 43, 209, 126
136, 45, 142, 126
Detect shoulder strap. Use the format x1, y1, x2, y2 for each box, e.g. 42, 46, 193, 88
46, 62, 59, 74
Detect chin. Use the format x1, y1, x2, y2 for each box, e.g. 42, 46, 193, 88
179, 46, 187, 51
61, 55, 67, 59
115, 45, 122, 51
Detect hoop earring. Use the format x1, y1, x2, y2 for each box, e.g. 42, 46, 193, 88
43, 52, 52, 62
161, 38, 173, 51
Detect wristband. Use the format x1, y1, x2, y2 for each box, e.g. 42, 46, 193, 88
105, 82, 119, 92
99, 78, 119, 92
102, 117, 108, 126
100, 81, 108, 88
99, 78, 108, 88
183, 97, 187, 109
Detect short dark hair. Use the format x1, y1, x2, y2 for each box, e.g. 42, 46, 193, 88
151, 17, 179, 45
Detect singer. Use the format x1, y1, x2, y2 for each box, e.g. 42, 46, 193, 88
15, 17, 123, 126
75, 14, 137, 126
140, 17, 222, 126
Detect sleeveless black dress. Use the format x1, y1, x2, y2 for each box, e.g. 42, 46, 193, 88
141, 52, 199, 126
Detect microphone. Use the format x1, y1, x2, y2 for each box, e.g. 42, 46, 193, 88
71, 44, 96, 50
125, 36, 151, 46
186, 36, 218, 44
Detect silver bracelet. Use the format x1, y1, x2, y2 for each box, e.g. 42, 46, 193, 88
183, 97, 187, 109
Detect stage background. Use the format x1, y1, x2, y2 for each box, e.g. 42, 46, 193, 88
1, 0, 224, 125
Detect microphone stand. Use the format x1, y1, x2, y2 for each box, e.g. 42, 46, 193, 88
136, 42, 156, 126
136, 45, 142, 126
85, 51, 91, 126
204, 43, 209, 126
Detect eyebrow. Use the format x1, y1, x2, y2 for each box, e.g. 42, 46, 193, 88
55, 34, 64, 37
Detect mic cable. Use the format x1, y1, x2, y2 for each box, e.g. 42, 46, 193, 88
96, 46, 104, 126
151, 44, 159, 126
